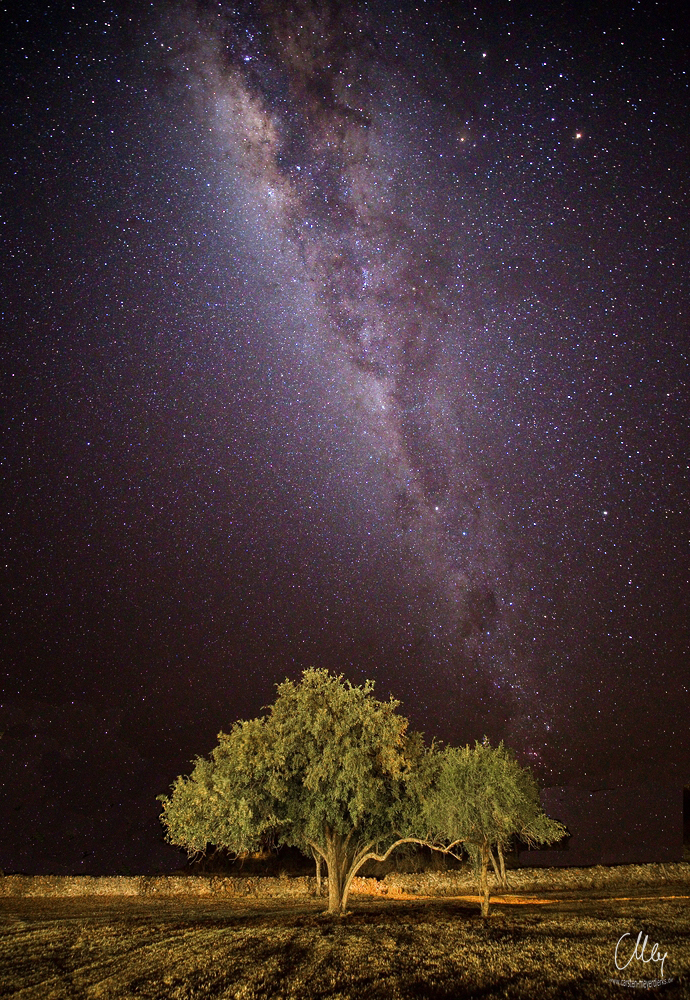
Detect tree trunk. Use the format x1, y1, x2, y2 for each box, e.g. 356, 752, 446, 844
480, 841, 491, 917
340, 861, 361, 914
488, 847, 500, 882
497, 840, 507, 889
322, 829, 372, 915
317, 831, 423, 915
312, 848, 322, 896
325, 830, 346, 915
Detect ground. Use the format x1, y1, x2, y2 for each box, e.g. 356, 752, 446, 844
0, 872, 688, 999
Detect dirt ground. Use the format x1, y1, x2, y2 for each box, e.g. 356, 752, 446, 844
0, 879, 688, 999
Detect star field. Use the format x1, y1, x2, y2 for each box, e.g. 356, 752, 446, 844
0, 0, 688, 874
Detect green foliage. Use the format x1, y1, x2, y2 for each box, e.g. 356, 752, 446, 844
261, 669, 423, 852
157, 716, 280, 856
425, 739, 566, 853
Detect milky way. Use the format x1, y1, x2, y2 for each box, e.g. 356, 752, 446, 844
131, 0, 690, 762
154, 1, 538, 727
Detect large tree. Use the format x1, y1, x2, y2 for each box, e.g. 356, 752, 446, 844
158, 668, 429, 914
423, 739, 568, 916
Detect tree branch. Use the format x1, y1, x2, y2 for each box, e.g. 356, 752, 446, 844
306, 839, 328, 863
351, 836, 467, 872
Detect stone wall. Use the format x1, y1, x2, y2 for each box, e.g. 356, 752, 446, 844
0, 874, 315, 898
0, 862, 688, 897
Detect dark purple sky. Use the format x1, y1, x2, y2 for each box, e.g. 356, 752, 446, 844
1, 0, 688, 874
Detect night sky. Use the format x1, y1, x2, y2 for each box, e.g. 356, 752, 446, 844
1, 0, 688, 875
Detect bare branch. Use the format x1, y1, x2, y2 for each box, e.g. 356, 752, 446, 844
351, 836, 467, 872
306, 839, 328, 863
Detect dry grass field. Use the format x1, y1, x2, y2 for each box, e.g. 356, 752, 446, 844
0, 867, 688, 998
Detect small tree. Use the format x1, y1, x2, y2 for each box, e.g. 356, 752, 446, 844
424, 740, 567, 916
159, 669, 429, 914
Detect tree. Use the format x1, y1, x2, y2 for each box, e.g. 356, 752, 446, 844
158, 668, 429, 914
423, 739, 568, 916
